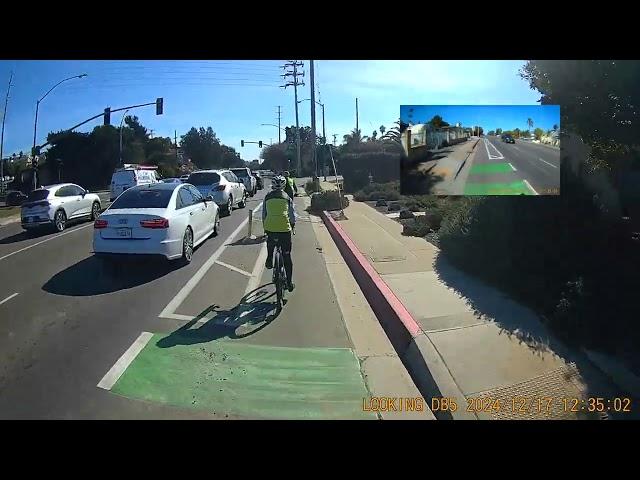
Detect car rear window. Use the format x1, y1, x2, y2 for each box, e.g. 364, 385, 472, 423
188, 172, 220, 185
110, 188, 173, 209
231, 169, 248, 177
26, 190, 50, 202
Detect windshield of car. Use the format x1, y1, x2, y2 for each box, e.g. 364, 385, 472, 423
187, 172, 220, 185
26, 190, 49, 202
231, 169, 248, 178
110, 188, 173, 209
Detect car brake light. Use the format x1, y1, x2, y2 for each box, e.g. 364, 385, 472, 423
140, 218, 169, 229
94, 219, 108, 229
214, 185, 225, 191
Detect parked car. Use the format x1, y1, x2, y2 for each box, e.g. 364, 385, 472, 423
186, 169, 246, 216
161, 178, 182, 184
6, 190, 27, 206
252, 171, 264, 190
21, 183, 102, 233
230, 167, 257, 197
110, 165, 159, 201
502, 134, 515, 144
93, 183, 219, 266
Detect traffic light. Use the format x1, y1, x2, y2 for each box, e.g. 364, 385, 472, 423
103, 107, 111, 126
259, 141, 263, 148
156, 97, 163, 115
241, 140, 245, 147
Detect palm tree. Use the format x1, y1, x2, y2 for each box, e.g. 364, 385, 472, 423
342, 128, 364, 145
553, 124, 558, 131
527, 118, 534, 133
379, 125, 386, 137
370, 130, 378, 142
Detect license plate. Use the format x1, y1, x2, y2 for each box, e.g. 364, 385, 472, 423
117, 228, 132, 238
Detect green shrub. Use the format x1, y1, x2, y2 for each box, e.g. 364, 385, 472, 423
310, 190, 349, 212
387, 202, 402, 212
304, 179, 321, 195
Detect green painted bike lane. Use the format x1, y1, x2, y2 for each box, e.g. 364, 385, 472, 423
103, 196, 377, 419
463, 162, 535, 195
111, 336, 374, 419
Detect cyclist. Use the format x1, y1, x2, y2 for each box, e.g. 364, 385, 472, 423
283, 170, 298, 200
262, 175, 296, 292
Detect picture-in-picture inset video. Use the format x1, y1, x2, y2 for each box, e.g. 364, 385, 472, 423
400, 105, 561, 196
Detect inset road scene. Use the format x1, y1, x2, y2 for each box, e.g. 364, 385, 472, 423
400, 105, 560, 195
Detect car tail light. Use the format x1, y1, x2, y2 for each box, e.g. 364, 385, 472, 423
140, 218, 169, 229
94, 219, 108, 229
36, 201, 50, 207
213, 185, 225, 191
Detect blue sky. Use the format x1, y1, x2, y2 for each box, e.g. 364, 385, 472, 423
400, 105, 560, 133
0, 60, 543, 161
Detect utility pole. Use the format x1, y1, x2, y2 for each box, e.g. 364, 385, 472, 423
0, 71, 13, 194
175, 130, 178, 164
281, 61, 304, 175
276, 106, 282, 144
356, 98, 359, 133
333, 134, 337, 146
309, 60, 318, 180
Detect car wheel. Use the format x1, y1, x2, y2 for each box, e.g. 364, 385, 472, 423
212, 211, 220, 237
180, 228, 194, 265
54, 210, 66, 232
90, 202, 101, 220
238, 195, 246, 209
223, 196, 233, 216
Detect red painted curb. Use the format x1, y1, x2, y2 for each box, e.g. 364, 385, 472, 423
321, 211, 422, 354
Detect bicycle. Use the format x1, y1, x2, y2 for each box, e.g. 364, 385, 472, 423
271, 227, 295, 311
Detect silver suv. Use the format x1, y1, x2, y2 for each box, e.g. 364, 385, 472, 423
187, 170, 247, 215
230, 167, 257, 197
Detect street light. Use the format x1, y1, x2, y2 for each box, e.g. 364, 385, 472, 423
298, 98, 325, 143
31, 73, 87, 190
260, 123, 286, 144
119, 109, 130, 167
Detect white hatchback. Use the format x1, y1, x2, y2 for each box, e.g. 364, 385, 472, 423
21, 183, 102, 232
93, 182, 219, 264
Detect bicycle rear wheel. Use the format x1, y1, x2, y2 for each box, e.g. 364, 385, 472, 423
274, 249, 284, 310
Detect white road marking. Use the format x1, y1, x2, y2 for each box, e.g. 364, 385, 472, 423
484, 138, 504, 160
97, 331, 153, 390
245, 242, 268, 296
0, 292, 19, 306
214, 260, 253, 277
158, 202, 263, 320
538, 157, 558, 168
161, 312, 194, 321
523, 179, 539, 195
0, 223, 93, 263
508, 163, 517, 171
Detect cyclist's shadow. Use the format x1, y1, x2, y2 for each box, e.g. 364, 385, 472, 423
156, 285, 280, 348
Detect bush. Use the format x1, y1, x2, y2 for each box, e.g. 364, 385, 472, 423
353, 182, 401, 202
310, 190, 349, 212
402, 216, 432, 237
399, 209, 415, 219
387, 202, 402, 212
304, 179, 321, 195
375, 199, 388, 207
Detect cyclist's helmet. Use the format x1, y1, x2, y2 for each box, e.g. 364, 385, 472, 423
283, 170, 290, 177
272, 175, 286, 191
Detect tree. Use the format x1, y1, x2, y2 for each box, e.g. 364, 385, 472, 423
553, 124, 559, 131
496, 128, 503, 135
342, 128, 365, 145
527, 117, 534, 132
260, 143, 289, 172
379, 125, 386, 137
124, 115, 148, 142
534, 128, 545, 140
370, 130, 378, 142
428, 115, 450, 129
488, 130, 496, 136
513, 128, 521, 138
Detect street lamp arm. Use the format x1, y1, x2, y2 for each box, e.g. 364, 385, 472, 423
38, 74, 88, 103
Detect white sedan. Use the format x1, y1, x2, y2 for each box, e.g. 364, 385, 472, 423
21, 183, 102, 232
93, 182, 220, 265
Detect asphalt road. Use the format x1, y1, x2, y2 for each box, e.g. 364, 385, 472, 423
0, 180, 381, 419
461, 137, 561, 195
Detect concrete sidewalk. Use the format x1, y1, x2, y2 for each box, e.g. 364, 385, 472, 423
402, 139, 480, 195
321, 187, 628, 420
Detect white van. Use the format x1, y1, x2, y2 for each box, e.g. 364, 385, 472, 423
110, 165, 159, 201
